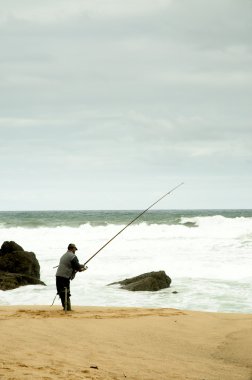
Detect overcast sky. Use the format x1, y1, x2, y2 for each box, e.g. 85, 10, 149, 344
0, 0, 251, 210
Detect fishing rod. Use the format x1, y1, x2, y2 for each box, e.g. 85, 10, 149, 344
83, 182, 184, 266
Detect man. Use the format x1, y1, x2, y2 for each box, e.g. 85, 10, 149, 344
56, 243, 86, 311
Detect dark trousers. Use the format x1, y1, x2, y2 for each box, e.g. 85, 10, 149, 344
56, 276, 71, 310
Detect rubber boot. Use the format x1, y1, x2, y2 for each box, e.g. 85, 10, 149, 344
59, 292, 65, 310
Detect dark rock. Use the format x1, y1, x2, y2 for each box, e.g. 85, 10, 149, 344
0, 241, 45, 290
0, 241, 24, 255
109, 270, 171, 291
0, 271, 45, 291
90, 365, 99, 370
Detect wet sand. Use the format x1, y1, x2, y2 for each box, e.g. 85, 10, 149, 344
0, 306, 252, 379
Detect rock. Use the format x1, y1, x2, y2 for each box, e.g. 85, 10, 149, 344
90, 365, 99, 370
0, 241, 45, 290
0, 271, 45, 291
109, 270, 171, 291
0, 241, 24, 255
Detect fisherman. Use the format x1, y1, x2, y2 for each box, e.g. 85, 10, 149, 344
56, 243, 87, 311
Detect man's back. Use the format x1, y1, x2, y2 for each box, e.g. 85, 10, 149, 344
56, 250, 75, 279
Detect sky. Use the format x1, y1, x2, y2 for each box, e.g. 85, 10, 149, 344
0, 0, 251, 210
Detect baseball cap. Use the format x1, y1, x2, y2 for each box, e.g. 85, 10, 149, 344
68, 243, 78, 250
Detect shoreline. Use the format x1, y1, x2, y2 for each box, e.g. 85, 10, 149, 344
0, 306, 252, 379
0, 304, 252, 315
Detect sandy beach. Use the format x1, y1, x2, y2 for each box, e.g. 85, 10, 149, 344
0, 306, 251, 380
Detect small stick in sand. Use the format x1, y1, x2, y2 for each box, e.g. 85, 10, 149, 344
64, 287, 67, 313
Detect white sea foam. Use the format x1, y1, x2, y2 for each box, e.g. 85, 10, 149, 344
0, 215, 252, 312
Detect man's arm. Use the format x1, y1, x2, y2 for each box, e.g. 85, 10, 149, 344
71, 256, 87, 272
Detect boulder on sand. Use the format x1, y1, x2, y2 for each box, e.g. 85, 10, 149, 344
0, 241, 45, 290
108, 270, 171, 291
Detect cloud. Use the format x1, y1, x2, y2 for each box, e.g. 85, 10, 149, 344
0, 0, 251, 209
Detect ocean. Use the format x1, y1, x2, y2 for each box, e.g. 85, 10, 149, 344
0, 209, 252, 313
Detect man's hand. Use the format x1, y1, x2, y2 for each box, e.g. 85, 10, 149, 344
80, 265, 88, 272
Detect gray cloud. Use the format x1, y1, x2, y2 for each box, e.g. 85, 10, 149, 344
0, 0, 251, 209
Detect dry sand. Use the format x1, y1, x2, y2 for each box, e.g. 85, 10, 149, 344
0, 306, 252, 380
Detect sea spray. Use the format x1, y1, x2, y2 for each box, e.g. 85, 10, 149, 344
0, 210, 252, 312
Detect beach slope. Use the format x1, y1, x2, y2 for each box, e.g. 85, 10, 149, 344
0, 306, 251, 380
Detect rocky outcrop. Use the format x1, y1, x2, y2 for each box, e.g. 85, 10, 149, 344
0, 241, 45, 290
109, 270, 171, 291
